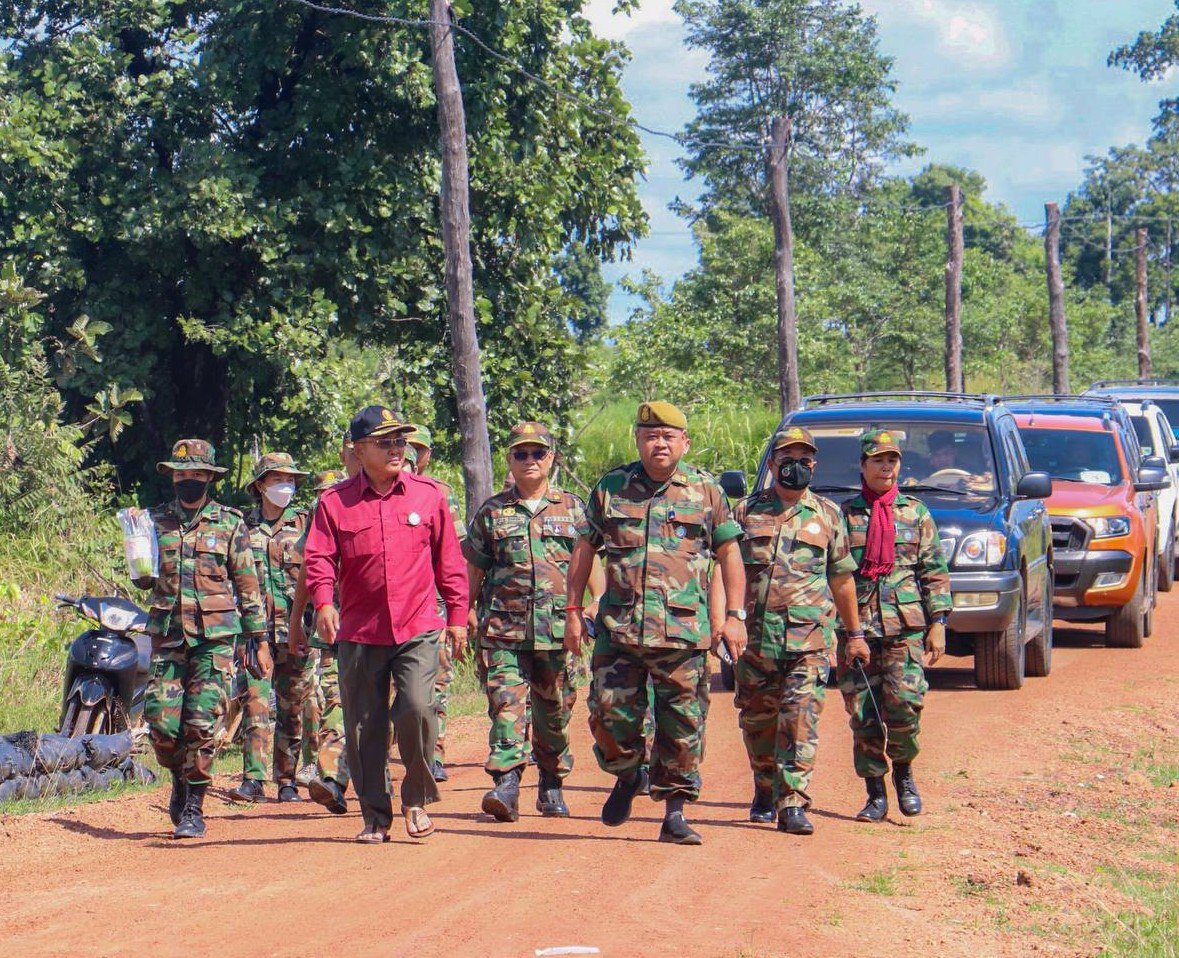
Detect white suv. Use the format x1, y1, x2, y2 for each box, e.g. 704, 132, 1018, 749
1122, 400, 1179, 591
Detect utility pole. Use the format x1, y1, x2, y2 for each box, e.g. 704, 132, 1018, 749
944, 184, 964, 392
767, 116, 800, 413
1044, 203, 1070, 394
1136, 226, 1151, 378
428, 0, 493, 516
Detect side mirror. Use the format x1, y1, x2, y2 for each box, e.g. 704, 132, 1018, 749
719, 470, 747, 500
1134, 466, 1171, 493
1015, 471, 1052, 500
1142, 455, 1168, 471
1169, 442, 1179, 463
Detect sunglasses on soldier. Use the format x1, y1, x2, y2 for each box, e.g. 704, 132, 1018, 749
511, 449, 549, 462
365, 437, 407, 450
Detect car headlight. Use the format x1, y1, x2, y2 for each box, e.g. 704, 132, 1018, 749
1087, 516, 1131, 539
955, 531, 1007, 567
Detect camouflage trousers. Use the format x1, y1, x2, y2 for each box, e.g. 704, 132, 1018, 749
432, 640, 453, 764
485, 647, 573, 778
837, 630, 928, 779
315, 647, 349, 789
589, 640, 709, 802
229, 645, 316, 784
735, 649, 830, 809
145, 636, 233, 785
302, 649, 323, 767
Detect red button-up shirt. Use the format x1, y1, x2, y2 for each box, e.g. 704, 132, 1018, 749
304, 470, 467, 645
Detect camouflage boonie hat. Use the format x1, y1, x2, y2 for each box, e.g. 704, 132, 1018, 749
862, 428, 902, 457
313, 469, 346, 492
404, 444, 419, 468
636, 401, 688, 429
772, 425, 817, 453
245, 452, 310, 496
156, 438, 228, 476
406, 424, 433, 450
508, 421, 554, 450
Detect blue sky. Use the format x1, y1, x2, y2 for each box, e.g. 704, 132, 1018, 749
585, 0, 1178, 322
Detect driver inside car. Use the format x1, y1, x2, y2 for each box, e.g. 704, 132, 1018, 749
922, 430, 992, 491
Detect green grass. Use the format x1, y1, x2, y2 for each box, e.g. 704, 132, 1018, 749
847, 870, 898, 896
1132, 745, 1179, 788
1099, 877, 1179, 958
0, 779, 160, 816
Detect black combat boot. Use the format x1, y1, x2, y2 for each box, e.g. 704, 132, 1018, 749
168, 771, 187, 826
173, 783, 208, 839
481, 767, 522, 822
601, 768, 644, 827
777, 806, 814, 835
636, 762, 651, 796
892, 763, 923, 817
855, 776, 888, 823
228, 778, 265, 803
749, 787, 775, 824
431, 759, 449, 783
277, 783, 302, 803
658, 796, 702, 846
308, 777, 348, 815
536, 770, 569, 817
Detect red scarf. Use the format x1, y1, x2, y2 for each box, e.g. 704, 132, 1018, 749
859, 481, 899, 581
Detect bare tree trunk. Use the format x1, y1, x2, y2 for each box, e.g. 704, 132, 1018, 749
428, 0, 493, 516
944, 184, 964, 392
1166, 218, 1172, 327
1137, 226, 1152, 379
1044, 203, 1070, 394
766, 116, 800, 413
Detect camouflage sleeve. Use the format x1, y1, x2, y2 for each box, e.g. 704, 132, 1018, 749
583, 478, 608, 549
915, 503, 952, 616
228, 517, 268, 637
824, 501, 858, 576
569, 493, 591, 539
707, 481, 742, 548
462, 500, 495, 570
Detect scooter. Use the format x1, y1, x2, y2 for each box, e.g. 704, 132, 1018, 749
56, 594, 151, 737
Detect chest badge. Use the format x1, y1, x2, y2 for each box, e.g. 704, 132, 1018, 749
407, 512, 421, 526
675, 525, 687, 538
805, 522, 822, 535
205, 535, 217, 549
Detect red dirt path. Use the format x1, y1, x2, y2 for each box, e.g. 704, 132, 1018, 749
2, 613, 1177, 958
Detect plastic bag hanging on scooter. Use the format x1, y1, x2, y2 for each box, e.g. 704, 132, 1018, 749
117, 507, 159, 582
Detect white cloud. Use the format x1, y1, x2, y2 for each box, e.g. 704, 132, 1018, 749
584, 0, 680, 41
864, 0, 1013, 70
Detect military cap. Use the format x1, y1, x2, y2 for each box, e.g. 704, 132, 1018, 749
636, 401, 687, 430
245, 451, 309, 496
772, 425, 817, 454
404, 444, 419, 468
862, 428, 902, 457
156, 438, 228, 476
349, 405, 415, 443
313, 469, 346, 492
406, 424, 433, 450
507, 421, 555, 450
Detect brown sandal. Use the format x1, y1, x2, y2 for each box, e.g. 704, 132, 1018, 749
403, 806, 435, 839
355, 825, 390, 844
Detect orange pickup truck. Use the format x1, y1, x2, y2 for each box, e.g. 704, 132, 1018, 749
1013, 410, 1169, 647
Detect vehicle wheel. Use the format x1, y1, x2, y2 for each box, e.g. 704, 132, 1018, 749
719, 657, 735, 692
1105, 572, 1145, 648
1026, 574, 1053, 678
974, 587, 1027, 690
1158, 535, 1175, 593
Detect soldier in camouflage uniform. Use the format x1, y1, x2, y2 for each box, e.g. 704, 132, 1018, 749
138, 439, 267, 839
227, 452, 313, 804
839, 429, 951, 821
406, 423, 464, 783
565, 402, 747, 845
465, 421, 593, 822
733, 426, 863, 835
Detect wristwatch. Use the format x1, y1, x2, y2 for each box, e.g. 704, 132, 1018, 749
726, 608, 747, 621
932, 613, 950, 626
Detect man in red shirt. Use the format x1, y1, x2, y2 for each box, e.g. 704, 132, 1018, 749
303, 405, 468, 843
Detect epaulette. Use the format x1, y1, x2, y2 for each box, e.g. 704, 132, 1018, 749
219, 504, 245, 519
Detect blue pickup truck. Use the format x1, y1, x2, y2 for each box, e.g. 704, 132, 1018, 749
722, 392, 1054, 691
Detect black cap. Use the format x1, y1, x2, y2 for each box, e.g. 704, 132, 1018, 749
348, 405, 415, 443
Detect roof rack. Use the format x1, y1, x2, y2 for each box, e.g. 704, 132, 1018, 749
1001, 394, 1118, 406
1088, 379, 1179, 388
800, 391, 996, 408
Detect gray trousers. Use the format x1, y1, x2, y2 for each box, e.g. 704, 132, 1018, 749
338, 631, 442, 829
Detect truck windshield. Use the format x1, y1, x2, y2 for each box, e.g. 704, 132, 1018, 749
783, 422, 997, 494
1149, 399, 1179, 437
1019, 429, 1123, 485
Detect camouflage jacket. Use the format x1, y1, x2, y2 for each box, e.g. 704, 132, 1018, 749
841, 493, 952, 639
584, 460, 742, 650
245, 504, 309, 645
735, 488, 857, 655
142, 499, 267, 647
464, 485, 588, 650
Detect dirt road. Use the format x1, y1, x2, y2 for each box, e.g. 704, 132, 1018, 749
2, 613, 1177, 958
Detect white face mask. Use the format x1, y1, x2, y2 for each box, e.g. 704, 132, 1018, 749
263, 481, 297, 508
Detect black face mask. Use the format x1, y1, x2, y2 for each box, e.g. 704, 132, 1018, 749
776, 461, 813, 490
174, 478, 210, 505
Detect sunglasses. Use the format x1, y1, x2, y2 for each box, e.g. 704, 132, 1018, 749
776, 456, 815, 468
365, 437, 408, 450
511, 448, 549, 462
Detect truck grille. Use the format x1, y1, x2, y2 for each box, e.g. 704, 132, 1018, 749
1050, 517, 1091, 552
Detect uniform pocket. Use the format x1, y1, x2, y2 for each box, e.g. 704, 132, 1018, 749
604, 500, 647, 551
898, 602, 927, 630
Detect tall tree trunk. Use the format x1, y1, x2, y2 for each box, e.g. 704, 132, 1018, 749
1137, 226, 1152, 379
944, 184, 964, 392
766, 116, 800, 413
428, 0, 493, 517
1044, 203, 1070, 394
